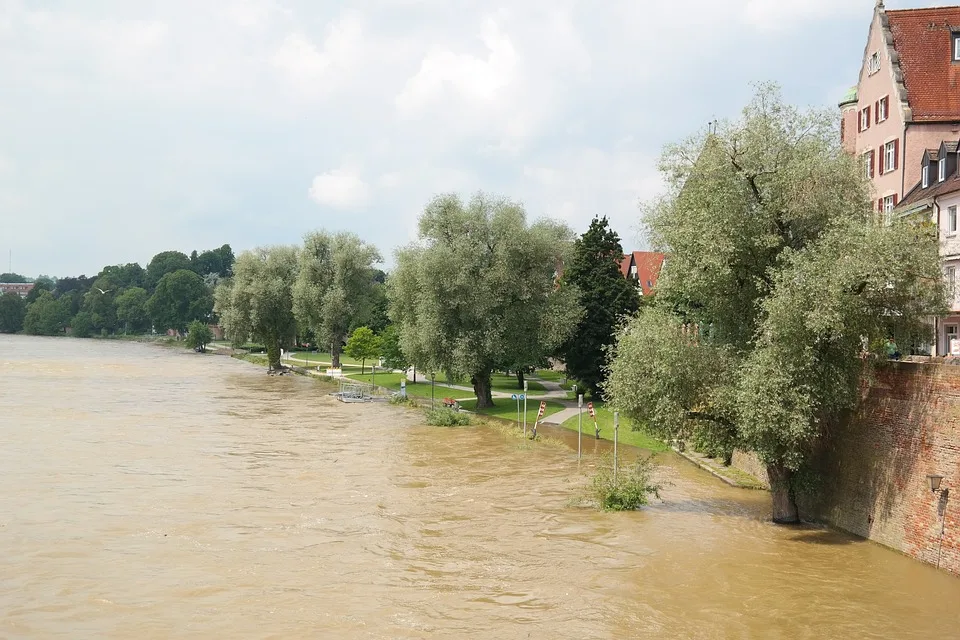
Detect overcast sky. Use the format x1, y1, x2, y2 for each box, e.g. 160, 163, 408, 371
0, 0, 935, 278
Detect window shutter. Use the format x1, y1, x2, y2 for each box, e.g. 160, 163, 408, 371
870, 152, 875, 178
875, 101, 880, 124
858, 111, 863, 133
878, 197, 884, 212
878, 146, 884, 175
894, 139, 900, 170
893, 193, 899, 206
866, 106, 871, 127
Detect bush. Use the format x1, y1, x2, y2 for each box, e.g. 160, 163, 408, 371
390, 394, 418, 407
591, 453, 661, 511
185, 320, 213, 353
424, 407, 472, 427
70, 311, 94, 338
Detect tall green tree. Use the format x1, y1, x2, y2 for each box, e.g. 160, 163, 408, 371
70, 311, 95, 338
293, 231, 382, 369
558, 216, 640, 396
146, 251, 193, 290
147, 269, 213, 334
82, 274, 121, 334
389, 192, 582, 408
603, 85, 945, 524
24, 279, 52, 304
344, 326, 382, 374
115, 287, 151, 334
185, 320, 213, 353
214, 246, 299, 370
379, 324, 410, 373
23, 291, 70, 336
0, 273, 28, 283
0, 292, 26, 333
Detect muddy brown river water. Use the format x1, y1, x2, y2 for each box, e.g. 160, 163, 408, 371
1, 335, 959, 639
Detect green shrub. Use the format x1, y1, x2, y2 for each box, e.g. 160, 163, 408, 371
390, 394, 418, 407
424, 407, 472, 427
591, 453, 662, 511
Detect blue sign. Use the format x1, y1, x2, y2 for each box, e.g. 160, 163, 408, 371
519, 394, 525, 400
511, 394, 518, 400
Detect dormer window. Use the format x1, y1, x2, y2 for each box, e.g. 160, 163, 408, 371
954, 33, 960, 62
940, 157, 947, 182
923, 165, 930, 188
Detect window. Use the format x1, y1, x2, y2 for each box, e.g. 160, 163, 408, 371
940, 157, 947, 182
860, 107, 871, 132
948, 268, 957, 298
630, 265, 637, 278
878, 96, 888, 122
863, 150, 874, 179
868, 52, 881, 75
949, 205, 958, 234
883, 195, 896, 214
884, 141, 897, 172
954, 33, 960, 62
948, 324, 959, 354
923, 165, 930, 188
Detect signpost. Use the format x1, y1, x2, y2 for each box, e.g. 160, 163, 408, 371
512, 393, 524, 429
613, 411, 620, 482
577, 394, 583, 461
400, 379, 407, 398
587, 401, 598, 439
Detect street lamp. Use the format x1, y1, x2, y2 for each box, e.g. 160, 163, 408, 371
927, 474, 945, 493
925, 474, 950, 570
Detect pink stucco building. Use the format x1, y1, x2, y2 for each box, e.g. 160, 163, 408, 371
842, 2, 960, 216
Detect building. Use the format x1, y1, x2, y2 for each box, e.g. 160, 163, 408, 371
0, 282, 34, 298
619, 251, 665, 296
842, 2, 960, 216
895, 139, 960, 355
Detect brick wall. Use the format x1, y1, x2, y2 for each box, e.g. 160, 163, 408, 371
798, 361, 960, 576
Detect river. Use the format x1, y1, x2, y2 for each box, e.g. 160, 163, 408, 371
1, 335, 958, 638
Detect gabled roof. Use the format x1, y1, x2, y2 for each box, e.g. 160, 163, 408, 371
619, 251, 665, 296
896, 162, 960, 210
887, 6, 960, 122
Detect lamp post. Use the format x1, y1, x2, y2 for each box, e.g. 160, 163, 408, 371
613, 411, 620, 483
523, 380, 528, 439
431, 372, 435, 409
577, 393, 583, 462
926, 474, 950, 570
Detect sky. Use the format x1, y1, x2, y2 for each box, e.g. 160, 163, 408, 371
0, 0, 940, 278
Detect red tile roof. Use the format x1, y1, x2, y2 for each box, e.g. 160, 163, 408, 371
888, 7, 960, 122
619, 251, 665, 296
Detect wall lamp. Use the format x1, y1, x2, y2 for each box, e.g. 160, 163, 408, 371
927, 474, 947, 494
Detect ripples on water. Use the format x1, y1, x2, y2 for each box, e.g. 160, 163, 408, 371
1, 335, 958, 639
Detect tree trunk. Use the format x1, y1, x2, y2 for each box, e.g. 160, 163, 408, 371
412, 366, 417, 384
516, 369, 525, 390
361, 358, 365, 375
266, 340, 282, 371
472, 372, 494, 409
331, 343, 341, 369
766, 462, 800, 524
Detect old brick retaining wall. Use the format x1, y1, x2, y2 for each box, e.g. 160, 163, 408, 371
797, 361, 960, 576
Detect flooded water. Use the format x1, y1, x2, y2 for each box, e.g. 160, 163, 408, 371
1, 335, 959, 638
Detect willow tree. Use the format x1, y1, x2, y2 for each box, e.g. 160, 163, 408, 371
214, 245, 299, 370
604, 85, 945, 523
292, 231, 382, 369
389, 192, 582, 408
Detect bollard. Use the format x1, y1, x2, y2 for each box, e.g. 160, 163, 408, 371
577, 394, 583, 462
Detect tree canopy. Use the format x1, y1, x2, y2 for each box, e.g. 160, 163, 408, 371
147, 269, 213, 334
558, 216, 640, 396
146, 251, 193, 290
389, 192, 582, 408
23, 291, 70, 336
215, 245, 299, 370
0, 292, 26, 333
344, 326, 381, 374
604, 85, 945, 523
293, 231, 382, 369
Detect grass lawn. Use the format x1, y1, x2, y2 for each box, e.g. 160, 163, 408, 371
489, 373, 546, 393
459, 398, 566, 424
533, 369, 566, 382
287, 352, 364, 367
344, 373, 476, 400
560, 401, 668, 452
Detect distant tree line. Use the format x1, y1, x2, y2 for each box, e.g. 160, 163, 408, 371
0, 244, 234, 338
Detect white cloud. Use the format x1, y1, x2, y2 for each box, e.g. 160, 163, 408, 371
308, 169, 370, 209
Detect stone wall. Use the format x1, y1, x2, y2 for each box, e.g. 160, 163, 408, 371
798, 361, 960, 576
